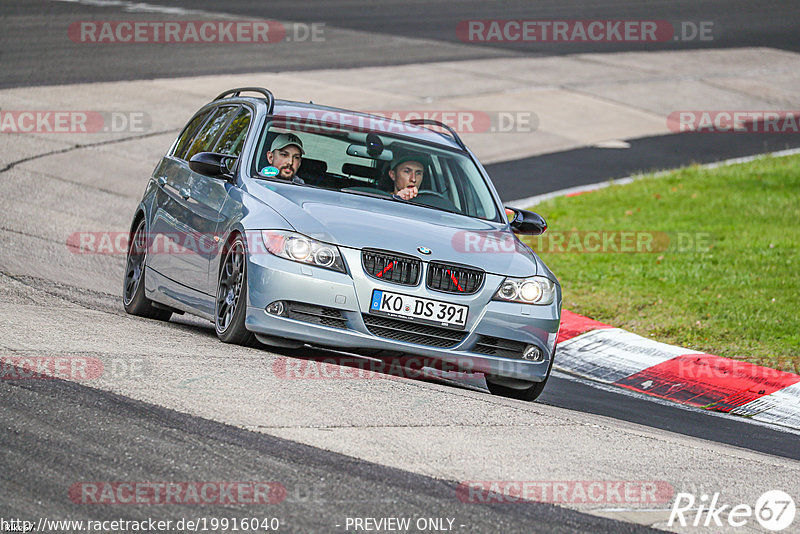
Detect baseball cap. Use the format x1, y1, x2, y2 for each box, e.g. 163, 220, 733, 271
270, 133, 305, 155
390, 153, 428, 170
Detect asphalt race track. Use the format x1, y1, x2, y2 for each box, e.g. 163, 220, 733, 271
3, 0, 800, 88
2, 374, 651, 534
1, 1, 799, 533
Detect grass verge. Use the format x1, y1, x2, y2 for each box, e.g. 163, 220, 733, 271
522, 153, 800, 373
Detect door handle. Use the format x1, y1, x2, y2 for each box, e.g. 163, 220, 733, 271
179, 187, 191, 200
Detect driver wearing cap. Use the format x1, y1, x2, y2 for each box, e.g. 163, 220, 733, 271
266, 133, 305, 183
389, 154, 425, 200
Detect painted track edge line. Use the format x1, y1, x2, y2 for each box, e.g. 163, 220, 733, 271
506, 147, 800, 208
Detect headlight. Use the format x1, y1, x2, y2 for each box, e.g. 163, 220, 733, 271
262, 230, 346, 273
493, 276, 555, 305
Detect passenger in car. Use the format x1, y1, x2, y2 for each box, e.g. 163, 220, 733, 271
265, 133, 305, 184
388, 154, 425, 200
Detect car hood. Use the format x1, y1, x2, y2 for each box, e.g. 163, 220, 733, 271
247, 181, 545, 277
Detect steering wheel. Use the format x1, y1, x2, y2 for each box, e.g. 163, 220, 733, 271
413, 191, 448, 200
410, 190, 459, 212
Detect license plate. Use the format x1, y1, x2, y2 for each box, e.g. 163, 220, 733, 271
369, 289, 468, 329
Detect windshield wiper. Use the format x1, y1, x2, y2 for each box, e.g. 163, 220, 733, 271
253, 175, 312, 187
406, 202, 465, 217
341, 189, 394, 200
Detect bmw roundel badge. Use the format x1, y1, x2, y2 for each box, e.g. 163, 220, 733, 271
417, 246, 432, 255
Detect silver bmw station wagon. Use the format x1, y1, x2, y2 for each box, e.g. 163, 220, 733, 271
123, 87, 561, 401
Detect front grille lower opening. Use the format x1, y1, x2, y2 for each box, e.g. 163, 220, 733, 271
362, 314, 466, 348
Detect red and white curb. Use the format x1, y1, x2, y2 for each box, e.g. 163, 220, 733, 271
555, 310, 800, 430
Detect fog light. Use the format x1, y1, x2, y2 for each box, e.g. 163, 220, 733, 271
522, 345, 543, 362
266, 301, 286, 316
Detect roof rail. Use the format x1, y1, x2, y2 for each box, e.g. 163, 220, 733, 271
404, 118, 466, 150
214, 87, 275, 114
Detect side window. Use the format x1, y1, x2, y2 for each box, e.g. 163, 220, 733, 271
213, 108, 251, 158
184, 106, 238, 161
172, 110, 211, 160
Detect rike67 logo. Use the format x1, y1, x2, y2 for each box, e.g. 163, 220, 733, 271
669, 490, 796, 531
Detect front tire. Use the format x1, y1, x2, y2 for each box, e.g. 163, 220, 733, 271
215, 236, 257, 346
123, 218, 172, 321
486, 356, 554, 402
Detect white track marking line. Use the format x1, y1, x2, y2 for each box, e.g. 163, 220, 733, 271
50, 0, 237, 17
506, 147, 800, 208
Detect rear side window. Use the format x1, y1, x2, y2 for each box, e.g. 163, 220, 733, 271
172, 110, 211, 160
184, 106, 238, 161
213, 108, 251, 157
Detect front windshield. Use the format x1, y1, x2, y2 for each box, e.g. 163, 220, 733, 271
250, 117, 500, 221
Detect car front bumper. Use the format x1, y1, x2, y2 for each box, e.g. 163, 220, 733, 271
244, 247, 561, 382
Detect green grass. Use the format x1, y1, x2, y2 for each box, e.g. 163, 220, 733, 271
522, 154, 800, 373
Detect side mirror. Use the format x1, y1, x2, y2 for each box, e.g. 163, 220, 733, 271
189, 152, 235, 179
505, 207, 547, 235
